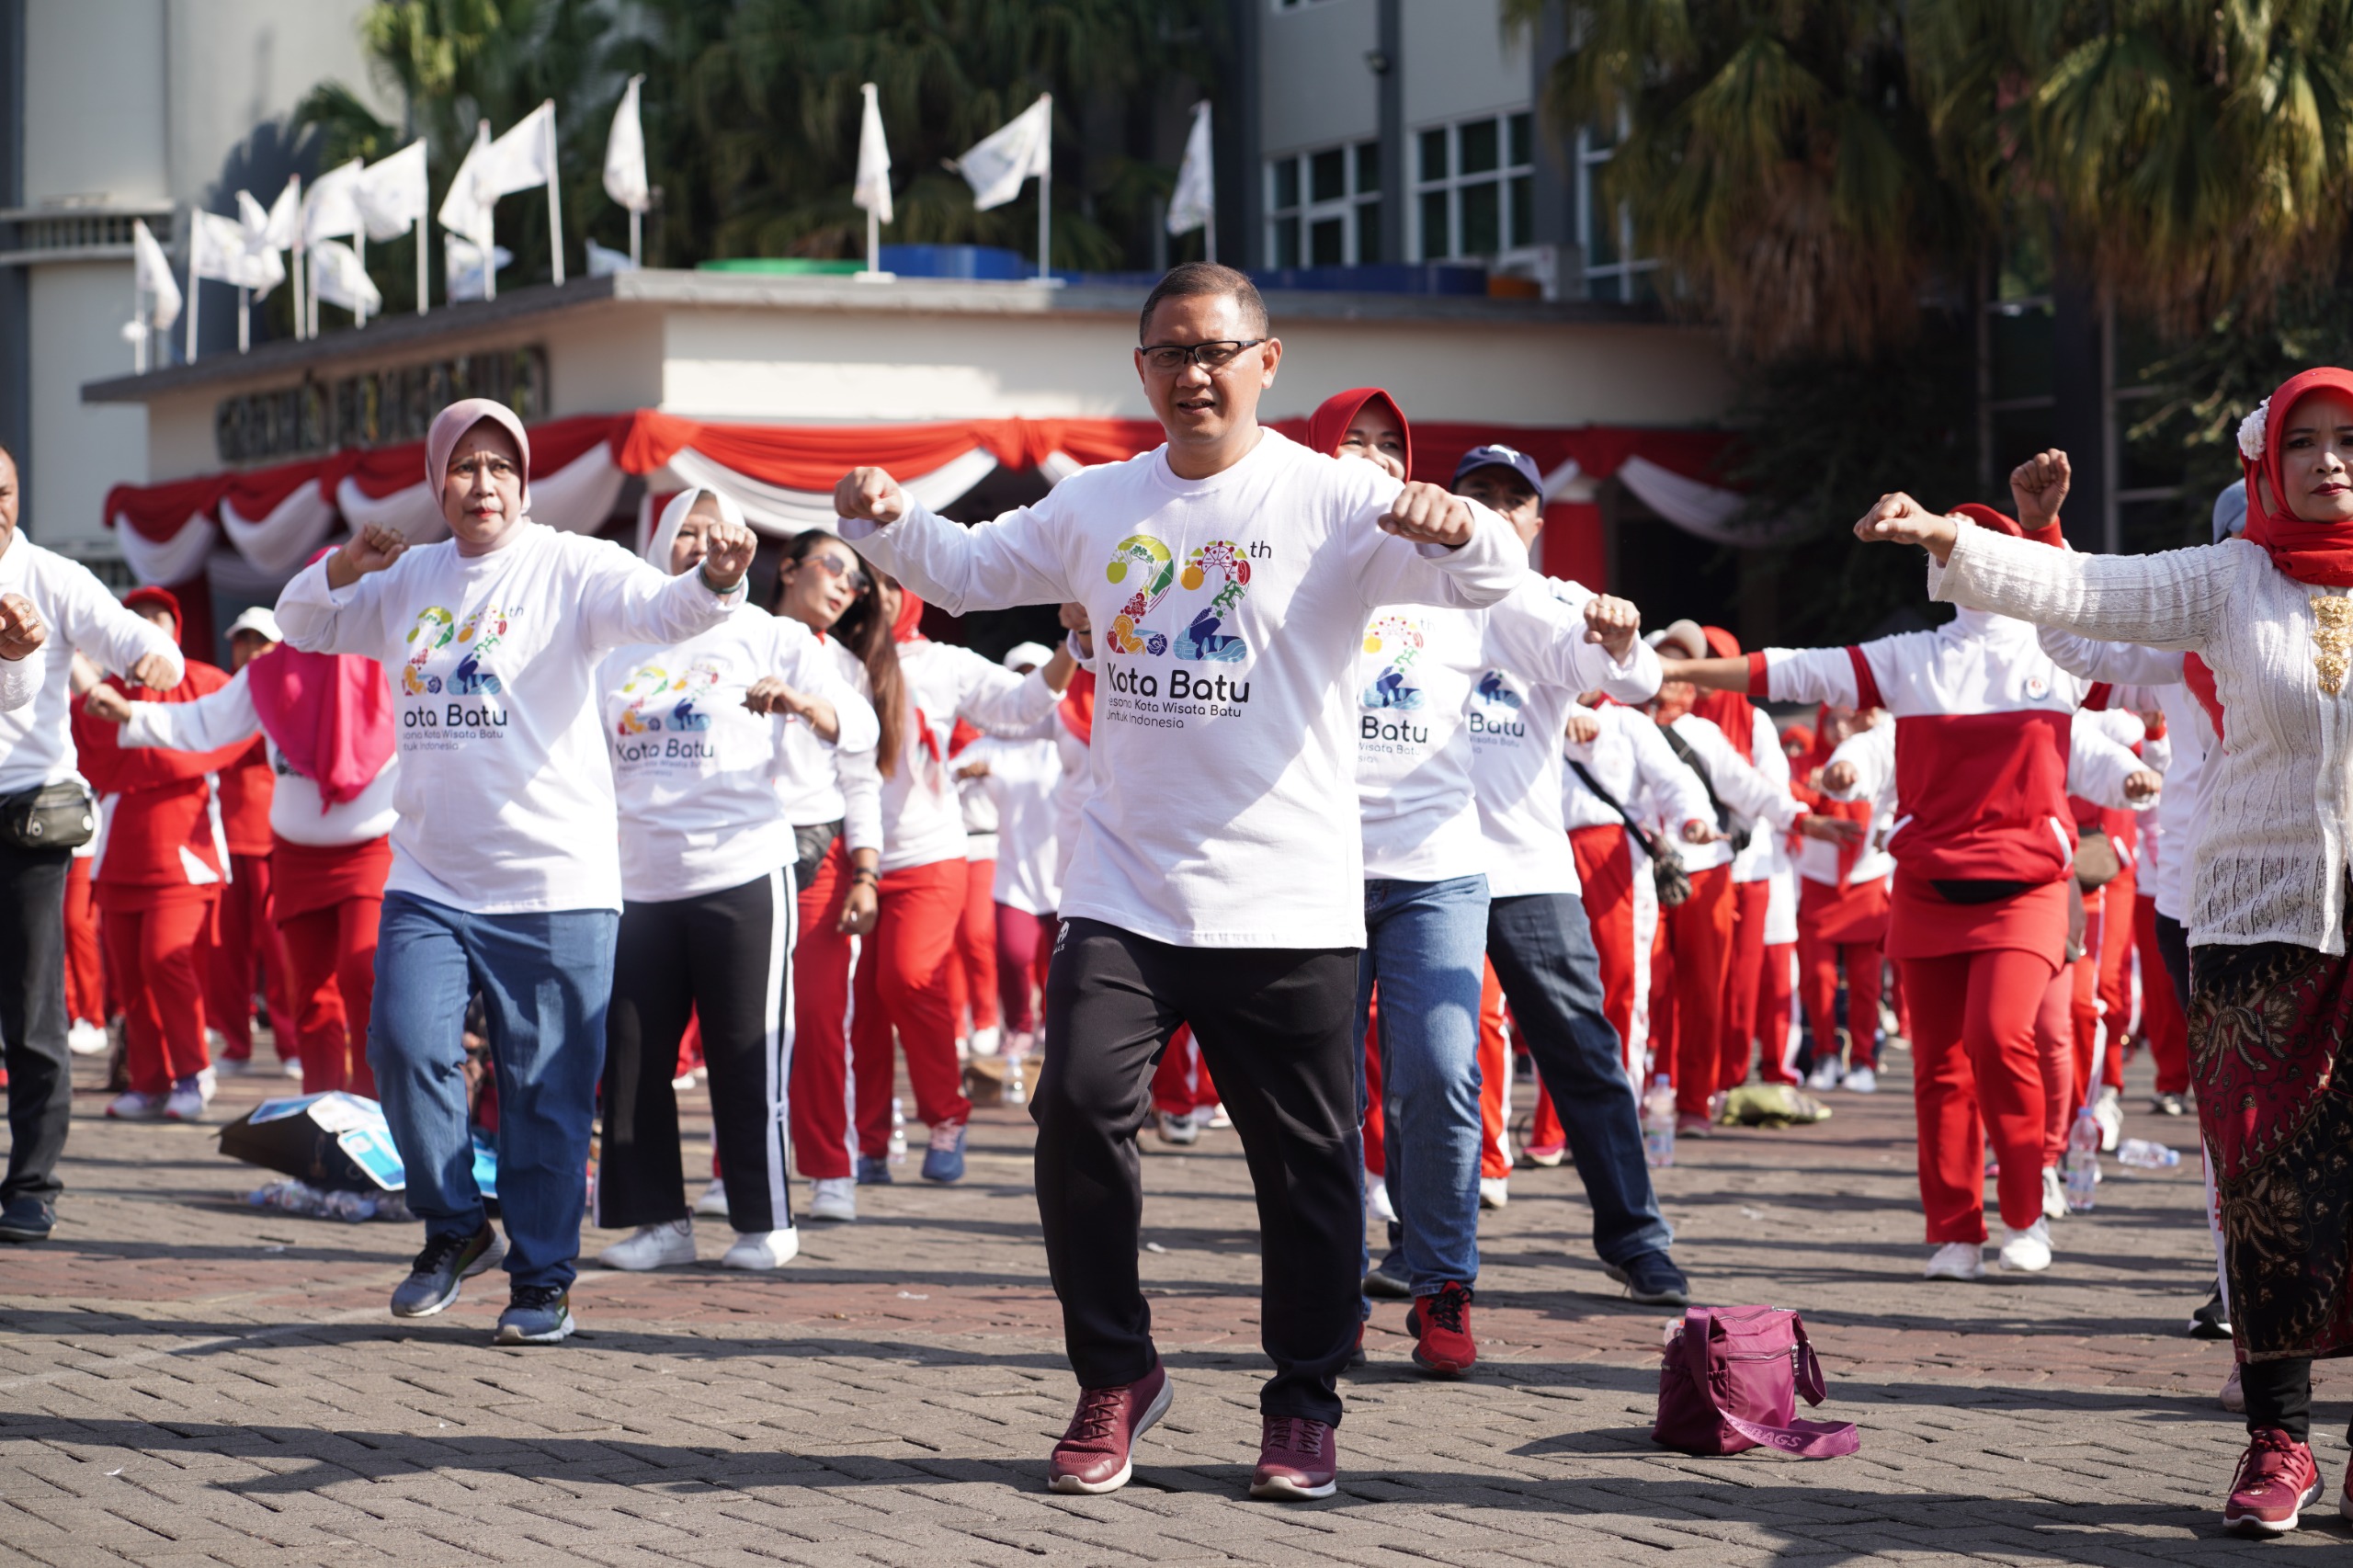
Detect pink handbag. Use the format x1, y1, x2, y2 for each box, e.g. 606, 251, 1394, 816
1652, 1305, 1859, 1458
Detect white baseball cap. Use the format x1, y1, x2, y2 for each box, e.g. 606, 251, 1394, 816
226, 606, 283, 642
1003, 641, 1053, 671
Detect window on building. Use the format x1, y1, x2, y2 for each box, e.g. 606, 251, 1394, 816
1266, 140, 1382, 268
1574, 114, 1661, 301
1412, 110, 1536, 263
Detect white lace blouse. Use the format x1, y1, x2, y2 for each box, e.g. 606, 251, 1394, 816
1929, 524, 2353, 954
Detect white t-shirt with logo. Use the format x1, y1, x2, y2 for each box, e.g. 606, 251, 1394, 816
599, 612, 878, 904
881, 640, 1063, 875
962, 730, 1067, 915
1358, 579, 1659, 884
838, 428, 1529, 948
275, 522, 745, 914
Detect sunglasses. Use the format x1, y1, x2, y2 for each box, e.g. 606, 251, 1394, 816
801, 553, 871, 594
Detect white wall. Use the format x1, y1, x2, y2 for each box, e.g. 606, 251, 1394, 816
25, 0, 169, 203
1400, 0, 1530, 131
1260, 0, 1380, 156
28, 264, 152, 545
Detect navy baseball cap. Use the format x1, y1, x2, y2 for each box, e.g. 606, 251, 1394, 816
1451, 443, 1545, 497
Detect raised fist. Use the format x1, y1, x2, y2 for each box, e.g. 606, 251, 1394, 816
2009, 449, 2071, 532
1377, 482, 1474, 549
835, 467, 908, 527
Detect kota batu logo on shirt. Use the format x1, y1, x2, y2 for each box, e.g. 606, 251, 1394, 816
611, 658, 723, 763
1467, 669, 1528, 741
1097, 532, 1261, 728
399, 603, 513, 736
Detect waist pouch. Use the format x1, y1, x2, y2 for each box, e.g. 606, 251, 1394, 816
0, 780, 97, 852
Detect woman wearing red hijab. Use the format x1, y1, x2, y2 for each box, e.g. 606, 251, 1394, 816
86, 574, 400, 1097
848, 573, 1075, 1185
72, 588, 250, 1121
1860, 369, 2353, 1535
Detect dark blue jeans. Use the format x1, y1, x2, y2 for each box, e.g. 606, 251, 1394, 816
1486, 892, 1673, 1267
371, 892, 620, 1292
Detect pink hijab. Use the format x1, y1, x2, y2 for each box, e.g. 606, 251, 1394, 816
251, 548, 395, 810
425, 398, 534, 513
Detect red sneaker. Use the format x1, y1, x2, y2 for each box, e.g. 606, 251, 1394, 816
2222, 1427, 2321, 1535
1045, 1364, 1171, 1495
1248, 1414, 1336, 1500
1404, 1281, 1476, 1377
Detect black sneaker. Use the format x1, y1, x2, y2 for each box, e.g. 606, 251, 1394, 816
494, 1284, 575, 1345
1604, 1250, 1691, 1307
1362, 1266, 1412, 1301
0, 1195, 55, 1243
856, 1154, 893, 1186
2189, 1286, 2233, 1340
390, 1223, 505, 1318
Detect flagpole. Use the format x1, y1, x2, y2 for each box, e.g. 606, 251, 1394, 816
1206, 207, 1217, 266
355, 233, 368, 327
185, 227, 199, 365
483, 233, 496, 301
238, 285, 250, 353
1037, 94, 1052, 284
630, 207, 641, 268
546, 103, 566, 286
415, 219, 427, 315
290, 176, 306, 339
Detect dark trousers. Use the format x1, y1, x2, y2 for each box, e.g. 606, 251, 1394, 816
1486, 892, 1675, 1265
2240, 1357, 2351, 1444
2153, 910, 2190, 1011
1034, 917, 1360, 1425
599, 868, 798, 1235
0, 839, 73, 1207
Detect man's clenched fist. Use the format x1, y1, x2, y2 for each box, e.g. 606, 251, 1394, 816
1581, 594, 1640, 657
835, 467, 909, 526
1377, 482, 1474, 549
0, 592, 45, 661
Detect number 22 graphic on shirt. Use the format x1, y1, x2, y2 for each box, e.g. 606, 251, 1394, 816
1103, 533, 1254, 662
401, 604, 511, 697
1105, 535, 1176, 655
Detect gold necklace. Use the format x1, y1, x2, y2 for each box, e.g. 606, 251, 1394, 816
2315, 594, 2353, 696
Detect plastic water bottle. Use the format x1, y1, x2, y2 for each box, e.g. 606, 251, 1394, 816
2064, 1107, 2101, 1210
2117, 1138, 2182, 1171
887, 1096, 908, 1167
1004, 1037, 1029, 1107
1641, 1075, 1677, 1169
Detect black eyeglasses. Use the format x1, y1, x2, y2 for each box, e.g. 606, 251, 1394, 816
802, 553, 871, 594
1139, 339, 1267, 373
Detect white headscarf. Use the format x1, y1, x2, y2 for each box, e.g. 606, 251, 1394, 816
644, 486, 748, 574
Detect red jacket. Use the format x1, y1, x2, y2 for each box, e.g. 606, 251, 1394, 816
214, 737, 275, 857
74, 662, 247, 892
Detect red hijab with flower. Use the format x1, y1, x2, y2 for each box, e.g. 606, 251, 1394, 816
2238, 366, 2353, 586
1307, 388, 1413, 477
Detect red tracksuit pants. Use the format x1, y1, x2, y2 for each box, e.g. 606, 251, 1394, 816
788, 842, 857, 1180
1474, 960, 1513, 1180
945, 856, 998, 1037
2036, 962, 2075, 1167
64, 856, 106, 1028
2135, 892, 2189, 1096
278, 894, 381, 1096
206, 852, 296, 1061
1654, 864, 1734, 1117
1899, 946, 2056, 1243
1799, 931, 1885, 1072
103, 885, 217, 1096
2095, 864, 2136, 1091
1718, 877, 1771, 1092
852, 858, 972, 1150
1151, 1024, 1220, 1117
995, 903, 1056, 1039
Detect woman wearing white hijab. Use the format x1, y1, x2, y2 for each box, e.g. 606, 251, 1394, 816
274, 398, 756, 1346
592, 488, 876, 1272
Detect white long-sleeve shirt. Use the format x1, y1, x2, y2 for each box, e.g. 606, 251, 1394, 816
2035, 629, 2210, 920
0, 648, 39, 712
1729, 706, 1793, 884
275, 522, 745, 914
1826, 705, 2157, 818
119, 664, 399, 845
1662, 712, 1804, 874
1359, 582, 1656, 884
1563, 702, 1714, 852
839, 429, 1527, 948
964, 732, 1066, 915
777, 638, 883, 850
881, 642, 1061, 875
1930, 524, 2336, 949
600, 611, 878, 903
0, 533, 183, 794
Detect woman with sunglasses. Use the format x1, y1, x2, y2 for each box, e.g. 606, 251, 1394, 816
591, 490, 878, 1273
771, 528, 890, 1223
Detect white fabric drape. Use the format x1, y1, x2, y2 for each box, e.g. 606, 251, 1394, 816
219, 483, 340, 576
654, 444, 1001, 536
111, 512, 219, 585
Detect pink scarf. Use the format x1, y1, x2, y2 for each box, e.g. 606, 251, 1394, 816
247, 548, 395, 810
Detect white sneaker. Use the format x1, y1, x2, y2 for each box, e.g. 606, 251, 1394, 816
65, 1021, 109, 1056
1479, 1176, 1510, 1210
670, 1069, 699, 1091
106, 1089, 166, 1121
2221, 1362, 2245, 1414
969, 1025, 1002, 1058
1841, 1066, 1877, 1095
211, 1053, 250, 1077
1155, 1110, 1199, 1146
279, 1054, 302, 1078
722, 1227, 800, 1270
2091, 1086, 2123, 1153
163, 1078, 206, 1121
1997, 1218, 2053, 1273
1924, 1242, 1985, 1281
1369, 1177, 1397, 1224
205, 1027, 229, 1057
597, 1218, 697, 1271
807, 1176, 857, 1222
694, 1179, 730, 1217
1207, 1102, 1231, 1130
195, 1066, 218, 1105
1805, 1061, 1841, 1092
2040, 1165, 2068, 1221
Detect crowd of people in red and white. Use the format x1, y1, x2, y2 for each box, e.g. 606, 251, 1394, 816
0, 263, 2346, 1532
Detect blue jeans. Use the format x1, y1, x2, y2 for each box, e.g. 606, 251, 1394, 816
1357, 873, 1492, 1296
371, 892, 620, 1292
1486, 892, 1673, 1266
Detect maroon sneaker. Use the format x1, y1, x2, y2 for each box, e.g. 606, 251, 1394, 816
1248, 1414, 1336, 1500
1404, 1281, 1477, 1377
2223, 1427, 2321, 1535
1045, 1364, 1171, 1494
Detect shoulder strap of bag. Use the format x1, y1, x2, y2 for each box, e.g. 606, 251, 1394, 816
1693, 1312, 1859, 1458
1569, 760, 1663, 859
1659, 724, 1749, 851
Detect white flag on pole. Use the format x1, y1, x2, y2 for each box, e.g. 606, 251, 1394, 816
132, 218, 181, 330
310, 240, 384, 314
1167, 102, 1214, 236
438, 121, 497, 243
585, 238, 637, 277
445, 235, 513, 301
231, 192, 287, 301
957, 95, 1051, 211
302, 158, 366, 246
480, 100, 558, 200
604, 75, 649, 212
192, 209, 284, 292
854, 82, 893, 224
357, 139, 429, 241
245, 176, 301, 250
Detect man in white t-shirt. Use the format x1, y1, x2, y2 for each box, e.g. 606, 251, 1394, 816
831, 264, 1527, 1502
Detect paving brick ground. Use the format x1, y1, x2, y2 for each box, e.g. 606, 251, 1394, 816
3, 1038, 2345, 1564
